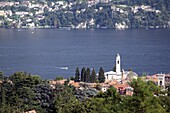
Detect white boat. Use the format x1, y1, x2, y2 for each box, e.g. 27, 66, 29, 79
60, 67, 68, 70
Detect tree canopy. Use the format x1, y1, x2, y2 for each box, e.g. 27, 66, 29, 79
0, 71, 169, 113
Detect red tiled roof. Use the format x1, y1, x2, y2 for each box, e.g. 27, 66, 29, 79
114, 84, 129, 90
69, 81, 80, 88
107, 80, 118, 85
165, 74, 170, 77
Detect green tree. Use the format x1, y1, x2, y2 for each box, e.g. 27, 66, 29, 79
159, 96, 170, 112
9, 72, 42, 88
113, 65, 116, 72
127, 78, 165, 113
81, 67, 86, 82
0, 82, 6, 106
33, 83, 54, 113
0, 104, 13, 113
55, 76, 64, 80
98, 67, 105, 83
0, 72, 5, 107
86, 68, 90, 83
17, 87, 35, 110
74, 67, 80, 82
168, 84, 170, 96
84, 98, 109, 113
128, 68, 133, 71
0, 71, 4, 81
95, 86, 123, 112
53, 85, 80, 113
90, 68, 96, 83
70, 76, 75, 80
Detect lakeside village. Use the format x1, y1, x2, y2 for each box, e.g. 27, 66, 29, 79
0, 0, 170, 29
0, 54, 170, 113
49, 54, 170, 95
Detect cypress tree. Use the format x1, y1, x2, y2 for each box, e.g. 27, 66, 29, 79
98, 67, 105, 83
0, 85, 6, 105
81, 67, 86, 82
0, 72, 5, 105
86, 68, 90, 83
0, 72, 4, 81
90, 68, 96, 83
74, 67, 80, 82
113, 65, 116, 72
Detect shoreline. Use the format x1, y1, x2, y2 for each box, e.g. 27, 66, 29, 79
0, 27, 170, 30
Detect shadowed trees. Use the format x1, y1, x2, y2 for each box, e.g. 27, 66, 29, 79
98, 67, 105, 83
79, 67, 97, 83
0, 70, 169, 113
90, 68, 96, 83
75, 67, 80, 82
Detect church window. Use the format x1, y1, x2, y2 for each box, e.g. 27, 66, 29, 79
160, 81, 162, 86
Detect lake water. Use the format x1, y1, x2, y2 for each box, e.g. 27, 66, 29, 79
0, 28, 170, 79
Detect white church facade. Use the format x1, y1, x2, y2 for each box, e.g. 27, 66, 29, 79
104, 54, 138, 82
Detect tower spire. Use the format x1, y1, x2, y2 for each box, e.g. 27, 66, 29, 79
116, 54, 121, 74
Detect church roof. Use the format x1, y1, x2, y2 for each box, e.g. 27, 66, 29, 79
105, 71, 117, 75
108, 80, 118, 85
126, 71, 138, 77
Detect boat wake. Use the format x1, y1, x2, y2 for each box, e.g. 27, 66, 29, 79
53, 67, 68, 70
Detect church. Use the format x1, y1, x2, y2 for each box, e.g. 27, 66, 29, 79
104, 54, 138, 82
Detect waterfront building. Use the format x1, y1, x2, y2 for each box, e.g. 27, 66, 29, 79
157, 74, 165, 87
146, 74, 170, 89
104, 54, 138, 82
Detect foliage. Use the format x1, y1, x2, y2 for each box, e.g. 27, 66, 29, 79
0, 71, 170, 113
168, 84, 170, 96
113, 65, 116, 72
127, 78, 165, 113
0, 72, 4, 81
0, 72, 44, 112
80, 67, 97, 83
55, 76, 64, 80
159, 96, 170, 112
33, 83, 55, 113
98, 67, 105, 83
75, 88, 99, 101
90, 68, 96, 83
81, 67, 86, 82
53, 85, 79, 113
128, 68, 133, 71
70, 76, 75, 81
75, 67, 80, 82
85, 68, 90, 83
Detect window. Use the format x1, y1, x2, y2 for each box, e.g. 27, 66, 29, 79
160, 81, 162, 86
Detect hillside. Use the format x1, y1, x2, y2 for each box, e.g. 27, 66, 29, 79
0, 0, 170, 29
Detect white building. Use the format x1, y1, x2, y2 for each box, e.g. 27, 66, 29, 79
104, 54, 138, 82
157, 74, 165, 87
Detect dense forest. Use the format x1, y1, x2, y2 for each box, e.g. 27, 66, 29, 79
0, 71, 170, 113
0, 0, 170, 29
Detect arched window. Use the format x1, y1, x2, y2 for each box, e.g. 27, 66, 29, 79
160, 81, 162, 86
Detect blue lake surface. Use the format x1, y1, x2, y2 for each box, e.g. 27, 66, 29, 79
0, 28, 170, 79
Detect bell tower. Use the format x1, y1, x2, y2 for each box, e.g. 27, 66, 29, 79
116, 54, 121, 74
